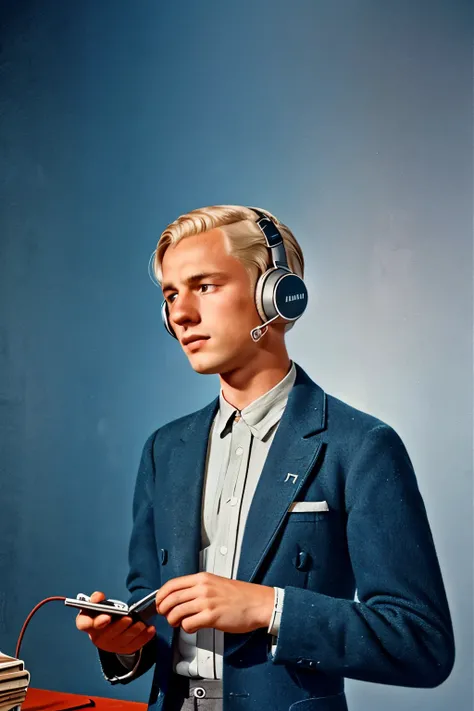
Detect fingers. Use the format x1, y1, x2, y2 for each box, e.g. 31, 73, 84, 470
108, 620, 152, 649
155, 574, 201, 607
76, 611, 109, 632
76, 590, 156, 654
76, 613, 91, 632
165, 600, 204, 628
75, 591, 158, 655
89, 591, 112, 627
90, 591, 106, 602
180, 610, 214, 635
94, 613, 113, 628
105, 617, 144, 643
75, 591, 111, 632
95, 621, 156, 655
157, 587, 199, 616
76, 610, 112, 632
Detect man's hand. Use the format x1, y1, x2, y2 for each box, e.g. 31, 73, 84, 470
155, 573, 274, 634
75, 591, 156, 654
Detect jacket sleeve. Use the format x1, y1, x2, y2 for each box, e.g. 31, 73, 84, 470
271, 424, 455, 688
98, 430, 171, 685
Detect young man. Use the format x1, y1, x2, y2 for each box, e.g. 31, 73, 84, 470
76, 206, 454, 711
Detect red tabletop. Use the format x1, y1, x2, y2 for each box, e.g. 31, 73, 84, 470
22, 688, 147, 711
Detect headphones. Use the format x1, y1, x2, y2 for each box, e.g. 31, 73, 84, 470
158, 207, 308, 342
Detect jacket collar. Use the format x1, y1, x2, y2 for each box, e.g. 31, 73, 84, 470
179, 362, 326, 446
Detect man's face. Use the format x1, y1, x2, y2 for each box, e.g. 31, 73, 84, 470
161, 229, 263, 375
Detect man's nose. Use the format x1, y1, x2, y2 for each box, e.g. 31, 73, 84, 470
170, 292, 200, 328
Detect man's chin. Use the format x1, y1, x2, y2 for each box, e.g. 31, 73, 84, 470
186, 350, 243, 376
186, 354, 223, 375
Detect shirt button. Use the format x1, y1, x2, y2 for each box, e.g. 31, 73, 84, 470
235, 446, 243, 456
219, 546, 228, 555
230, 497, 238, 506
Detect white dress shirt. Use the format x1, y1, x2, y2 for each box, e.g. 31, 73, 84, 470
175, 361, 296, 679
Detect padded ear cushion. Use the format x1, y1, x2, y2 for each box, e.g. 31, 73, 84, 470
161, 299, 177, 338
254, 268, 274, 322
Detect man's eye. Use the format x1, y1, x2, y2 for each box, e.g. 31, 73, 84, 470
167, 294, 177, 303
200, 284, 216, 294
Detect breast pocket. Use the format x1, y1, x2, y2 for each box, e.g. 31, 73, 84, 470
287, 500, 331, 523
287, 511, 331, 523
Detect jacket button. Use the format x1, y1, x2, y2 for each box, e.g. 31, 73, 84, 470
160, 549, 168, 565
293, 549, 311, 570
298, 551, 309, 569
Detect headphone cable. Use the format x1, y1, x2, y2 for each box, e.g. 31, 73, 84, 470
15, 597, 67, 660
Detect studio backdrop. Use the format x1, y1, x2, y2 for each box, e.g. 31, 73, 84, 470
0, 2, 471, 711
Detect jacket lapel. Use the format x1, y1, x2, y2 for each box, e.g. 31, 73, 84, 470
163, 397, 218, 579
235, 364, 327, 583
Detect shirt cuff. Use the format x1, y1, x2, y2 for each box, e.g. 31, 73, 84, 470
267, 587, 285, 636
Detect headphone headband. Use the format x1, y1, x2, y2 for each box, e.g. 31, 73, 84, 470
248, 207, 289, 270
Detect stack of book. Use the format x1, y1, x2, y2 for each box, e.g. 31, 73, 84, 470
0, 654, 30, 711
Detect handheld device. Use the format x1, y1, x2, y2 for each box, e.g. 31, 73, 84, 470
64, 590, 158, 623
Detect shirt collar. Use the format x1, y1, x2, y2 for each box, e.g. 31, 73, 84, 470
216, 361, 297, 441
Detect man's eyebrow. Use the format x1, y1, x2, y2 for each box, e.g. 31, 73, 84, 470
162, 272, 228, 293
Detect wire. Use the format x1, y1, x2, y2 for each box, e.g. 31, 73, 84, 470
148, 249, 161, 288
15, 597, 66, 659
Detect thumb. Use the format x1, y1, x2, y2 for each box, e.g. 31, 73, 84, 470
90, 591, 106, 602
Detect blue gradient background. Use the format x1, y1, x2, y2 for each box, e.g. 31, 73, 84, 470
0, 1, 471, 710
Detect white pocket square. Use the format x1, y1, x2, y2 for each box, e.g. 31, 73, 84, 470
289, 500, 329, 513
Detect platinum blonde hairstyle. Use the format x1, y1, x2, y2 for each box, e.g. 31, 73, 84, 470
153, 204, 304, 285
153, 205, 305, 332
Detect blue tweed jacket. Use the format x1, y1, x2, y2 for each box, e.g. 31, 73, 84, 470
99, 363, 454, 711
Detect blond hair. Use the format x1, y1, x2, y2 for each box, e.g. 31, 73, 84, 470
153, 204, 304, 285
153, 205, 305, 333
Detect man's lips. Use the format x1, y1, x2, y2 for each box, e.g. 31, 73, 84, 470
181, 335, 210, 347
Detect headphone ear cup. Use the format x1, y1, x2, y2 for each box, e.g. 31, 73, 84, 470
161, 299, 177, 339
273, 273, 308, 321
254, 269, 273, 322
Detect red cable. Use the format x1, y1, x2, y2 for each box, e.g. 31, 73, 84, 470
15, 597, 66, 659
